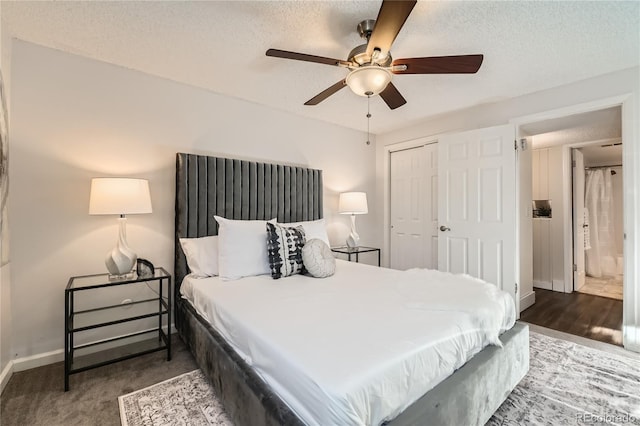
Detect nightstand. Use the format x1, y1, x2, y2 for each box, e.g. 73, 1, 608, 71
64, 268, 171, 391
331, 246, 381, 266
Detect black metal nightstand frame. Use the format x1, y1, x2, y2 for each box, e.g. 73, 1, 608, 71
331, 246, 381, 266
64, 268, 172, 391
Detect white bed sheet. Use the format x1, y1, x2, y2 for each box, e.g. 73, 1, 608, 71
181, 260, 516, 426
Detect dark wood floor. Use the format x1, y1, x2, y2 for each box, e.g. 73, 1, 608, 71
521, 288, 623, 346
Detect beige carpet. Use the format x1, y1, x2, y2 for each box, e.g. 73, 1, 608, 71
0, 336, 198, 426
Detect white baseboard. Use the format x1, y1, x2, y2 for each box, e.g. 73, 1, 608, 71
533, 280, 552, 290
623, 324, 640, 353
13, 349, 64, 372
9, 324, 178, 374
0, 360, 14, 394
552, 279, 565, 292
520, 290, 536, 312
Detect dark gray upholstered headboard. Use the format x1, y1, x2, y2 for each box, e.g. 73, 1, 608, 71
174, 152, 323, 297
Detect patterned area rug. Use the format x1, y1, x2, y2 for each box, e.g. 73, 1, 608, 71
119, 332, 640, 426
118, 370, 232, 426
489, 332, 640, 425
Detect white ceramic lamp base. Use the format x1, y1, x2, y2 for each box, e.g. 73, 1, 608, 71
346, 214, 360, 248
105, 217, 137, 277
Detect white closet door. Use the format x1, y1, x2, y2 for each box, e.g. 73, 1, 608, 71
437, 124, 518, 307
390, 144, 438, 270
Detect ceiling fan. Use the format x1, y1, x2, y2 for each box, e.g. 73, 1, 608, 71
266, 0, 483, 110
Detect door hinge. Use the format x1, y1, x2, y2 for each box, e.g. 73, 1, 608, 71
573, 264, 577, 271
515, 282, 518, 294
520, 138, 527, 151
514, 140, 517, 151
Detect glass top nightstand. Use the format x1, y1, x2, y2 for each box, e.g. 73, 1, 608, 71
66, 268, 170, 290
64, 267, 171, 391
331, 246, 381, 266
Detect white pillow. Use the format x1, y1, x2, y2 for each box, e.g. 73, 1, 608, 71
214, 216, 276, 280
279, 218, 330, 246
302, 238, 336, 278
179, 235, 219, 278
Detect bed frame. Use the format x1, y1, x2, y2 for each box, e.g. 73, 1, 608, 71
174, 152, 530, 426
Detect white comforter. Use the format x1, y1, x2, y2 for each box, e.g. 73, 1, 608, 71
181, 260, 516, 426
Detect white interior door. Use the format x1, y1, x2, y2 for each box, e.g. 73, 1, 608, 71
573, 149, 586, 290
437, 124, 518, 307
390, 145, 438, 270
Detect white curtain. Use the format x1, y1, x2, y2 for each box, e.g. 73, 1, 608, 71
585, 168, 617, 277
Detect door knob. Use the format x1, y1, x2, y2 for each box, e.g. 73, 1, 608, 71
439, 225, 451, 232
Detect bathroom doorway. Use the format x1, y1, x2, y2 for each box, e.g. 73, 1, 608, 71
518, 105, 625, 346
573, 143, 623, 300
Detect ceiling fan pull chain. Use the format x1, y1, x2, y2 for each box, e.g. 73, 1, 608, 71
366, 93, 372, 145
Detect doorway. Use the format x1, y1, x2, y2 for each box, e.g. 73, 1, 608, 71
573, 143, 624, 300
517, 105, 625, 346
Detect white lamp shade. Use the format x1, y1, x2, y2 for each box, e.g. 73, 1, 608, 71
346, 66, 392, 97
89, 178, 152, 215
338, 192, 368, 215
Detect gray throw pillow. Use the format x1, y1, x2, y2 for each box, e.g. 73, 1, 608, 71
302, 238, 336, 278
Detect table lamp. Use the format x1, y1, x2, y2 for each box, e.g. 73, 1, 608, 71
89, 178, 152, 277
338, 192, 368, 248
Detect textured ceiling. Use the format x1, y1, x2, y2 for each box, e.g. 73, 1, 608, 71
524, 107, 621, 148
2, 1, 639, 134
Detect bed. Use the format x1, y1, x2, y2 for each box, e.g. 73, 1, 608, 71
174, 152, 529, 426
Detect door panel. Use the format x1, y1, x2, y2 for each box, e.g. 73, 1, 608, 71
390, 144, 438, 270
426, 144, 439, 268
430, 236, 438, 268
446, 169, 468, 221
479, 167, 502, 222
447, 237, 468, 274
390, 147, 425, 270
479, 239, 503, 288
438, 124, 517, 308
479, 136, 503, 157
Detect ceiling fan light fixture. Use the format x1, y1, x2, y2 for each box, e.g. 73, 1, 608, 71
346, 66, 392, 97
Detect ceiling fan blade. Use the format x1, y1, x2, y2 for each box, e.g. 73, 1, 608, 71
304, 79, 347, 105
366, 0, 417, 58
392, 55, 484, 74
266, 49, 351, 67
379, 82, 407, 110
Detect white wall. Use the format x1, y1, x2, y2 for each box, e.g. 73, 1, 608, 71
8, 40, 377, 361
518, 138, 534, 310
376, 66, 640, 350
0, 3, 14, 391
